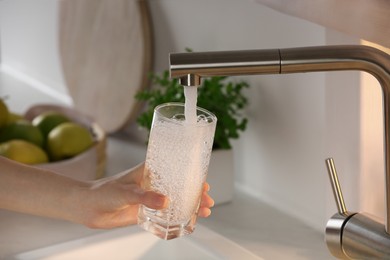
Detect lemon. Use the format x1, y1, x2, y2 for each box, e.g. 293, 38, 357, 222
0, 99, 9, 128
0, 120, 44, 147
32, 111, 70, 138
7, 112, 24, 125
47, 122, 94, 161
0, 139, 49, 164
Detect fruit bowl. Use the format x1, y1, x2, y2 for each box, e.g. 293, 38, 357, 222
25, 104, 107, 181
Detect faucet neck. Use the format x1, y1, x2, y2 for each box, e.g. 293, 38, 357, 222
281, 47, 390, 234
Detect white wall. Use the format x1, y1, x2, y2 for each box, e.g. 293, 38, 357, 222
1, 0, 385, 232
0, 0, 70, 105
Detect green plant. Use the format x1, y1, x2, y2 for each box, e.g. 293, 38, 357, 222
135, 71, 249, 150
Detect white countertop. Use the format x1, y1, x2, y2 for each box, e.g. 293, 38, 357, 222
199, 187, 333, 259
0, 137, 334, 259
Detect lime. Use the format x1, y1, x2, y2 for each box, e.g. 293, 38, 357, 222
32, 111, 70, 138
0, 139, 49, 164
0, 120, 44, 147
0, 99, 9, 128
47, 122, 94, 161
7, 112, 24, 125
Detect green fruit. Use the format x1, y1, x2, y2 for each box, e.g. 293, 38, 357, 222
0, 139, 49, 165
7, 112, 24, 125
0, 99, 9, 128
47, 122, 94, 161
0, 120, 44, 147
32, 111, 70, 138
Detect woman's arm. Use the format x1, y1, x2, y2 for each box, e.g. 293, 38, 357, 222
0, 157, 213, 228
0, 156, 91, 223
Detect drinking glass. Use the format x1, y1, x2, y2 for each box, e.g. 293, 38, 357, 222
138, 103, 217, 240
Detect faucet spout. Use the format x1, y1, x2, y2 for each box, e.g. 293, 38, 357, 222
170, 45, 390, 258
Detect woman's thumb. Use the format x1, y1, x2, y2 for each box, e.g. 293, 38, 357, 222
128, 186, 169, 209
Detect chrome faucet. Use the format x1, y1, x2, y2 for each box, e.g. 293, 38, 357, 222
169, 45, 390, 259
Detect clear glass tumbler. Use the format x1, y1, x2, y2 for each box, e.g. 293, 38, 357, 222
138, 103, 217, 240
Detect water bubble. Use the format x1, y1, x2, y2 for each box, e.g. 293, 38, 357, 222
197, 114, 213, 124
197, 114, 207, 122
172, 113, 185, 121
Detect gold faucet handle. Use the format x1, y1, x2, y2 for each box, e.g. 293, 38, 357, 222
325, 158, 348, 215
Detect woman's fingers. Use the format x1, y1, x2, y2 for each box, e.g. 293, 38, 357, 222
198, 207, 212, 218
200, 191, 214, 208
204, 182, 210, 192
198, 183, 214, 218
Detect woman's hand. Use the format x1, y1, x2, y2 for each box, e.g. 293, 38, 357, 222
76, 163, 214, 229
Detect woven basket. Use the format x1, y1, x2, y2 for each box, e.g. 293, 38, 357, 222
25, 104, 107, 181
